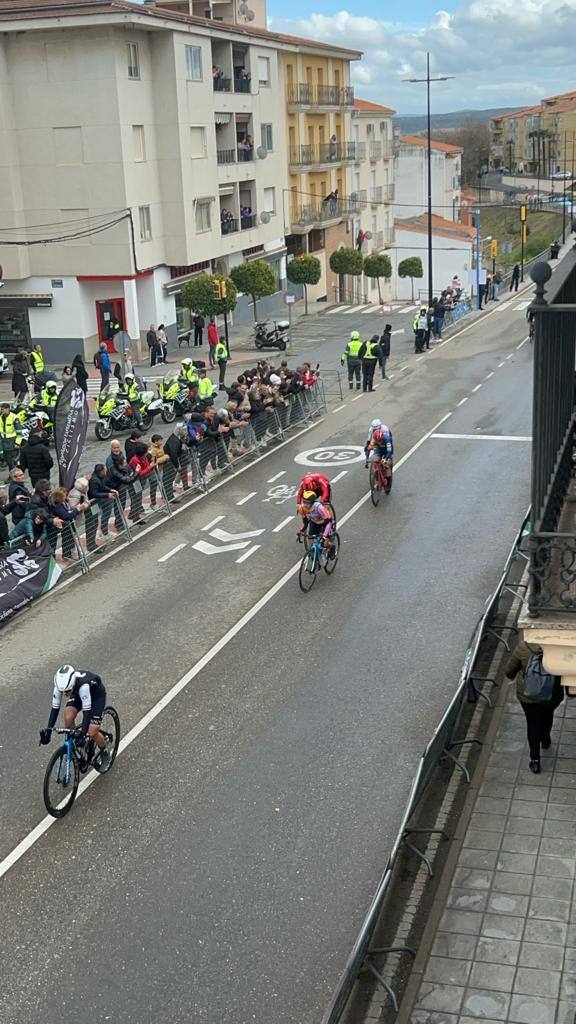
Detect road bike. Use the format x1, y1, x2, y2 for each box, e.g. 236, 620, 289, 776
369, 457, 393, 506
42, 706, 121, 818
298, 531, 340, 592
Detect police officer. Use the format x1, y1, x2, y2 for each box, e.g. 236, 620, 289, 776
341, 330, 363, 390
0, 401, 21, 471
197, 368, 216, 403
214, 338, 228, 389
359, 334, 380, 393
123, 373, 144, 428
180, 357, 199, 386
29, 344, 44, 375
413, 308, 428, 353
30, 379, 58, 414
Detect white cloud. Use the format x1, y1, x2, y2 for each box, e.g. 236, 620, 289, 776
269, 1, 576, 114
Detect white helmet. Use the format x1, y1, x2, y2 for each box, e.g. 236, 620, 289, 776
370, 418, 382, 429
46, 381, 57, 391
181, 358, 192, 368
124, 373, 134, 383
54, 665, 77, 692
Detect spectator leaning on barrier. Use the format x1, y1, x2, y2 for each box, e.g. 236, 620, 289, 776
106, 441, 133, 528
128, 441, 155, 521
148, 434, 169, 508
88, 464, 118, 538
164, 426, 188, 497
9, 506, 49, 548
19, 428, 53, 488
8, 467, 30, 524
68, 476, 97, 552
50, 486, 89, 561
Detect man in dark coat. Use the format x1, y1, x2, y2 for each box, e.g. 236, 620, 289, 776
8, 466, 31, 524
19, 429, 53, 487
379, 325, 391, 379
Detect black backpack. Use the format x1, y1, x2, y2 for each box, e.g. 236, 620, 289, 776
524, 653, 555, 701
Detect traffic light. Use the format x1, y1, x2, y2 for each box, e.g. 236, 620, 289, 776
491, 239, 499, 259
520, 204, 527, 223
212, 280, 222, 301
219, 279, 227, 299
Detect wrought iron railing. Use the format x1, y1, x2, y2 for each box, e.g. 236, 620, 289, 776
213, 76, 231, 92
217, 148, 236, 165
288, 142, 363, 166
290, 198, 360, 227
286, 84, 355, 107
220, 216, 238, 235
371, 187, 382, 204
369, 141, 382, 160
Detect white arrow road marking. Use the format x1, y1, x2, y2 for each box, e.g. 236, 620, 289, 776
210, 527, 265, 542
201, 514, 226, 532
192, 539, 252, 555
236, 544, 260, 563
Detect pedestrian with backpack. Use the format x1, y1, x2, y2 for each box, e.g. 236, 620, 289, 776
506, 641, 564, 773
94, 343, 111, 391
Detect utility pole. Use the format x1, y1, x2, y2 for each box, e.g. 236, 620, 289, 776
475, 206, 481, 310
404, 55, 454, 308
562, 131, 568, 243
520, 203, 527, 282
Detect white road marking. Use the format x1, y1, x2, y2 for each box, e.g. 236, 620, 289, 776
388, 374, 395, 380
192, 538, 252, 555
517, 337, 529, 349
201, 514, 225, 532
236, 491, 257, 506
352, 393, 364, 401
210, 527, 265, 542
492, 301, 513, 313
472, 384, 482, 393
497, 361, 506, 368
331, 470, 348, 484
431, 433, 531, 442
235, 544, 260, 563
343, 305, 371, 314
485, 372, 495, 380
416, 356, 425, 362
398, 365, 408, 372
267, 471, 286, 483
457, 397, 469, 407
158, 543, 187, 563
332, 404, 347, 413
272, 516, 294, 533
391, 328, 405, 335
373, 383, 381, 390
325, 305, 351, 315
513, 300, 531, 310
360, 304, 382, 314
506, 353, 514, 360
0, 405, 461, 883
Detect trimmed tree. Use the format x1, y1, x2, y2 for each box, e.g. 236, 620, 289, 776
363, 253, 392, 303
329, 247, 364, 302
286, 254, 321, 315
229, 259, 277, 319
398, 256, 424, 301
181, 273, 237, 318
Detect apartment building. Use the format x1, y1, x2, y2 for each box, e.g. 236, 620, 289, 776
278, 40, 363, 303
0, 0, 289, 361
349, 99, 395, 301
489, 90, 576, 174
394, 136, 462, 222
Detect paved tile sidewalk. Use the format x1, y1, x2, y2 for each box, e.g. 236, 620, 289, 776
407, 685, 576, 1024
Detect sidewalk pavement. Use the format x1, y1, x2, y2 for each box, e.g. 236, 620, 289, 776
401, 683, 576, 1024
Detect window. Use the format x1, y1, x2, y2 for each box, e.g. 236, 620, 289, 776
139, 205, 152, 241
186, 45, 202, 81
127, 42, 140, 80
132, 125, 146, 162
195, 199, 212, 232
190, 126, 207, 158
257, 56, 270, 87
261, 123, 273, 153
263, 186, 276, 215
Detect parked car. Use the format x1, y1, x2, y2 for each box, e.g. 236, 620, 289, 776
0, 352, 9, 375
551, 171, 572, 180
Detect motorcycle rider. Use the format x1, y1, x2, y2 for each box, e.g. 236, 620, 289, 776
30, 379, 58, 415
180, 357, 199, 387
123, 373, 144, 429
341, 331, 363, 390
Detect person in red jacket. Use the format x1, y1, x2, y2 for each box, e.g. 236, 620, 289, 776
296, 472, 331, 505
128, 441, 155, 520
207, 317, 219, 369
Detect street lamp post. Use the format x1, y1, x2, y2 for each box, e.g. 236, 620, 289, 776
404, 54, 454, 307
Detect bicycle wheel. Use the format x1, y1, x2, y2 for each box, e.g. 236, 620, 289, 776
94, 705, 121, 774
324, 532, 340, 574
43, 745, 79, 818
298, 551, 317, 592
385, 469, 393, 495
369, 465, 381, 506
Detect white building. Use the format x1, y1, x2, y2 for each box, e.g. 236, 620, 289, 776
0, 0, 289, 362
350, 98, 396, 302
394, 135, 462, 222
393, 214, 474, 302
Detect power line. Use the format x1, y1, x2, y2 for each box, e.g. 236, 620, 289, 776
0, 213, 130, 246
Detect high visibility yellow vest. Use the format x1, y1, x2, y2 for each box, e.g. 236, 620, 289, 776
215, 342, 228, 361
182, 367, 199, 384
198, 377, 214, 398
346, 339, 362, 358
127, 383, 140, 402
363, 341, 378, 359
0, 412, 18, 438
30, 350, 44, 373
40, 389, 57, 407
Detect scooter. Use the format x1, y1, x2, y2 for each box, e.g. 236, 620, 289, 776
94, 386, 158, 440
254, 319, 289, 351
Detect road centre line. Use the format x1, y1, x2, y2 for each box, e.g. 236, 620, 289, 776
236, 492, 257, 506
158, 543, 187, 563
506, 353, 514, 360
332, 404, 347, 413
235, 544, 260, 563
498, 361, 506, 368
517, 337, 529, 349
331, 470, 348, 484
416, 356, 425, 362
431, 433, 531, 442
352, 393, 364, 401
485, 372, 495, 379
398, 365, 408, 372
0, 407, 458, 883
472, 384, 482, 393
457, 397, 469, 407
201, 515, 225, 532
267, 471, 286, 483
272, 516, 294, 533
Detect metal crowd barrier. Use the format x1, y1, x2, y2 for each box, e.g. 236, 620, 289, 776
320, 508, 531, 1024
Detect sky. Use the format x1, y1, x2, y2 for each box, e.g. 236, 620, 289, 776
267, 0, 576, 116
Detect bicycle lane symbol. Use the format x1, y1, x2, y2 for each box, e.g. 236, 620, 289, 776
294, 445, 365, 468
263, 484, 298, 504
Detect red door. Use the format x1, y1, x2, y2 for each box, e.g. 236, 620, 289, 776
96, 298, 125, 352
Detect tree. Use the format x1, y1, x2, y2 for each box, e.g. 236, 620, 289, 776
438, 122, 490, 186
363, 253, 392, 303
229, 259, 277, 319
181, 273, 237, 318
329, 247, 364, 276
398, 257, 423, 301
286, 254, 321, 315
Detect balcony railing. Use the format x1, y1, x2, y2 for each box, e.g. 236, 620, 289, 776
374, 230, 384, 249
220, 216, 238, 235
237, 147, 254, 162
234, 75, 251, 93
371, 187, 383, 204
290, 198, 360, 227
369, 142, 382, 160
381, 184, 395, 202
353, 189, 367, 206
217, 148, 236, 165
240, 213, 257, 230
288, 141, 363, 167
286, 83, 355, 107
213, 76, 231, 92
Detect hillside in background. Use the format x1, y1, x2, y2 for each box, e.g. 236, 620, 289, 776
394, 107, 518, 133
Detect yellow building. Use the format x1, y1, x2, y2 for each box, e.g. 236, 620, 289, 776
490, 90, 576, 174
278, 40, 363, 301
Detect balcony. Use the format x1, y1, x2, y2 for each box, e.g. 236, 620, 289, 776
220, 215, 238, 235
288, 141, 364, 169
240, 213, 257, 230
374, 230, 384, 249
286, 83, 355, 108
371, 187, 382, 204
381, 184, 395, 202
369, 142, 382, 161
217, 148, 237, 165
290, 197, 360, 230
234, 74, 251, 94
213, 75, 231, 92
237, 146, 254, 162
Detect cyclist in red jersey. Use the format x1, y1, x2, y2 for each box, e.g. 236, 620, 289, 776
296, 472, 331, 505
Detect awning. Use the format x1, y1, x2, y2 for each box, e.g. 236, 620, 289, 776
0, 293, 53, 308
219, 185, 236, 196
214, 112, 231, 125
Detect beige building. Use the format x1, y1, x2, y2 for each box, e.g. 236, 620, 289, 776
0, 0, 290, 361
350, 99, 395, 302
490, 90, 576, 174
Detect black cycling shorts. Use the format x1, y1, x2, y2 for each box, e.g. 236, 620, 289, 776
66, 690, 106, 726
308, 520, 329, 538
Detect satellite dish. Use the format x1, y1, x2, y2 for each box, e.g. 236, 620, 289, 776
256, 146, 267, 159
260, 211, 271, 224
239, 1, 248, 11
246, 9, 255, 19
365, 230, 373, 240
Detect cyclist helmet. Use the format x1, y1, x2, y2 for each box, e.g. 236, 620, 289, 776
373, 427, 384, 444
370, 418, 382, 429
181, 358, 193, 368
54, 665, 77, 692
301, 490, 317, 505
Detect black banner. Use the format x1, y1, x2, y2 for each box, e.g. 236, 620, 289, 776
53, 377, 90, 491
0, 542, 61, 624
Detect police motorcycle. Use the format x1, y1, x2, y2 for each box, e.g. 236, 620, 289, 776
158, 371, 196, 423
94, 376, 160, 440
253, 318, 289, 351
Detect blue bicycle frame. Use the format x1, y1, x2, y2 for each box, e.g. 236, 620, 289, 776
56, 736, 75, 786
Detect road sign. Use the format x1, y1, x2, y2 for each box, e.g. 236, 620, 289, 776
284, 293, 296, 305
294, 445, 365, 468
380, 303, 393, 315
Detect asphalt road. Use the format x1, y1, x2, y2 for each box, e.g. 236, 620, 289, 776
0, 292, 533, 1024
